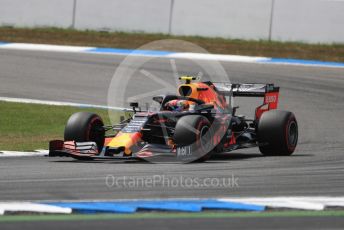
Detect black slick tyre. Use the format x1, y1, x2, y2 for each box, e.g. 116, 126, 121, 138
257, 110, 298, 156
174, 115, 214, 162
64, 112, 105, 152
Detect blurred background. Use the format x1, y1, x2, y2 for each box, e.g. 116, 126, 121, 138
0, 0, 344, 44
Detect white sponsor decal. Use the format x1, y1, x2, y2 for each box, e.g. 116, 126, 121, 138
265, 95, 277, 103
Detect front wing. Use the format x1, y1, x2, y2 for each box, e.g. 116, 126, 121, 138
49, 140, 189, 162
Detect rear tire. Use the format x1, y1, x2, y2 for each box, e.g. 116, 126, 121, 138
64, 112, 105, 152
174, 115, 214, 162
257, 110, 298, 156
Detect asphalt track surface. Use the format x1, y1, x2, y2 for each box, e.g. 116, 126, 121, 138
0, 49, 344, 228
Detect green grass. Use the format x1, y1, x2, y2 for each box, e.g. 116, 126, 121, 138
0, 210, 343, 222
0, 101, 125, 151
0, 27, 344, 62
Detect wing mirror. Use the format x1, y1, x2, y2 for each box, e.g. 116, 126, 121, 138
129, 102, 140, 113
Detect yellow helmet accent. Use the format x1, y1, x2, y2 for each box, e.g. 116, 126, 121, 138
179, 76, 198, 84
179, 76, 194, 81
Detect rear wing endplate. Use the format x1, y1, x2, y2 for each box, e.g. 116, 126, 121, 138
212, 83, 279, 97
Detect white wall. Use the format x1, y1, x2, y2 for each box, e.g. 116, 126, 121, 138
74, 0, 171, 34
271, 0, 344, 43
0, 0, 343, 44
0, 0, 74, 28
171, 0, 272, 40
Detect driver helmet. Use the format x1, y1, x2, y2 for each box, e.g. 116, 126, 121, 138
164, 99, 195, 112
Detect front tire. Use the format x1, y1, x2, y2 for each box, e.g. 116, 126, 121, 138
174, 115, 214, 162
257, 110, 298, 156
64, 112, 105, 152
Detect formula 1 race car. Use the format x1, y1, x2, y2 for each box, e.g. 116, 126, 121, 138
49, 76, 298, 162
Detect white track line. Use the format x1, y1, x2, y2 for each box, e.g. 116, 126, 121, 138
0, 151, 46, 157
0, 43, 92, 53
219, 197, 344, 210
168, 52, 269, 63
0, 96, 131, 111
0, 202, 72, 215
35, 149, 49, 154
286, 197, 344, 207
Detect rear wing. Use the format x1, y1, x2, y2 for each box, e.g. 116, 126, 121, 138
212, 83, 280, 119
212, 83, 279, 97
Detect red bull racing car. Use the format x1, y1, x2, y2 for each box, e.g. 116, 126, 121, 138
49, 76, 298, 162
